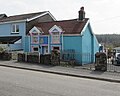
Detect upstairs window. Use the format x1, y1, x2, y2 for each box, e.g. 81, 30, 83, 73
52, 32, 60, 44
12, 24, 19, 33
31, 36, 39, 44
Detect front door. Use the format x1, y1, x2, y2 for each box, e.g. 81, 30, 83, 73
43, 46, 48, 54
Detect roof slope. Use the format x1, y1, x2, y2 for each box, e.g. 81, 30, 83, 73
0, 11, 47, 23
0, 36, 21, 44
35, 18, 89, 35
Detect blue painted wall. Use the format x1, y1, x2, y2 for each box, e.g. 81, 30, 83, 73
82, 25, 92, 64
24, 36, 30, 52
10, 43, 22, 50
0, 23, 11, 36
81, 24, 99, 64
63, 36, 81, 52
63, 35, 82, 63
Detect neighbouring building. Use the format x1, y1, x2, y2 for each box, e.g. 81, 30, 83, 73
0, 11, 56, 51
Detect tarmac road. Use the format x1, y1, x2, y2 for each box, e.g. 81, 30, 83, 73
0, 66, 120, 96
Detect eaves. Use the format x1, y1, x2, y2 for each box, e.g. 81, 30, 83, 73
0, 19, 27, 25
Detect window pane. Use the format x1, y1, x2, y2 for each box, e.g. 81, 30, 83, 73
12, 24, 19, 33
52, 35, 60, 43
40, 38, 44, 44
32, 36, 39, 43
51, 32, 60, 44
16, 25, 19, 32
12, 25, 15, 32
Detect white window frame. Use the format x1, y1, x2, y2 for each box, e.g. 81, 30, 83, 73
11, 24, 19, 33
51, 32, 60, 44
32, 46, 39, 52
31, 36, 39, 44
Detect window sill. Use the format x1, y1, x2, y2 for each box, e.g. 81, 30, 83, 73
11, 32, 19, 34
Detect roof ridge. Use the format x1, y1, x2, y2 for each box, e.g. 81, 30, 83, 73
8, 11, 48, 17
55, 18, 89, 22
35, 19, 77, 24
35, 18, 89, 25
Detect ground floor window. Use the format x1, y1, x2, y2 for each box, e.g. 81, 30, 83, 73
32, 46, 39, 52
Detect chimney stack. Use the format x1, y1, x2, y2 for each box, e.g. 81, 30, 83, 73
78, 7, 85, 21
0, 14, 7, 20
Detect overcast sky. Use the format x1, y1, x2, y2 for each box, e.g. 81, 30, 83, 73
0, 0, 120, 34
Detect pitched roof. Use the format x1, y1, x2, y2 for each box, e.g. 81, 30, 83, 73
35, 18, 89, 35
0, 11, 47, 23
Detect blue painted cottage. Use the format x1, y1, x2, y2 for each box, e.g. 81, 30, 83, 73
0, 11, 56, 50
25, 7, 99, 64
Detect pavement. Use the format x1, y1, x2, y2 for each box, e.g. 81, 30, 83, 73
0, 60, 120, 83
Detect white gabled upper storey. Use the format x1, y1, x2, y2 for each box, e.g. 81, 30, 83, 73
49, 25, 63, 34
29, 26, 44, 35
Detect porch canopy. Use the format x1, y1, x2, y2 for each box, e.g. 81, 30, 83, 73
0, 36, 22, 44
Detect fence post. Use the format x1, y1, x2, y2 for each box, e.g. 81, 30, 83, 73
25, 52, 27, 62
39, 52, 40, 63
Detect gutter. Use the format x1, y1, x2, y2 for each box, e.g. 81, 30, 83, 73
0, 19, 27, 25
